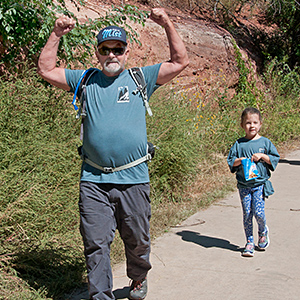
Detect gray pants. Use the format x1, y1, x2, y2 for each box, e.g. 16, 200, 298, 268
79, 181, 152, 300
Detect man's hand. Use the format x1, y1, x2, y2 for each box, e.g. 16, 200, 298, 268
53, 16, 76, 37
149, 8, 170, 27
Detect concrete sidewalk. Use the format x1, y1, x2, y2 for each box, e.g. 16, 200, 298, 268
111, 149, 300, 300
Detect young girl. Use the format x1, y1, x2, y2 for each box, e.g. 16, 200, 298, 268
227, 107, 280, 257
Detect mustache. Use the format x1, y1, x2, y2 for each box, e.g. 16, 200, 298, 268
104, 58, 120, 66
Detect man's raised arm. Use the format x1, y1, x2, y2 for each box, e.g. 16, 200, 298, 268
149, 8, 189, 85
37, 16, 76, 91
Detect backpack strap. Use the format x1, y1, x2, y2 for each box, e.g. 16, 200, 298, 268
83, 153, 152, 173
72, 68, 99, 140
82, 142, 155, 173
73, 67, 151, 117
129, 67, 153, 116
72, 68, 98, 111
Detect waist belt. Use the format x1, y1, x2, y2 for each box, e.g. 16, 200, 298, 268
83, 153, 152, 173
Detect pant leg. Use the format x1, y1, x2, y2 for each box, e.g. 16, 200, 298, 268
79, 181, 117, 300
114, 183, 152, 281
239, 187, 254, 243
252, 185, 266, 235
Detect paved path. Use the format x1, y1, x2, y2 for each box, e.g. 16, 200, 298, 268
70, 149, 300, 300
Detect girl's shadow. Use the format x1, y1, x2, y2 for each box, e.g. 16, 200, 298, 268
176, 230, 242, 252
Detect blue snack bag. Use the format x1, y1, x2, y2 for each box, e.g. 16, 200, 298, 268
241, 158, 260, 181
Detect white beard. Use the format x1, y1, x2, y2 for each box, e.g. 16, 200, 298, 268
103, 59, 123, 74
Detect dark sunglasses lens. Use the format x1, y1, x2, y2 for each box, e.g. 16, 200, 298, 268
98, 47, 125, 56
98, 47, 110, 56
113, 47, 125, 55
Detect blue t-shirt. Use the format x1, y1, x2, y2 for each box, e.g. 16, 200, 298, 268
65, 64, 161, 184
227, 136, 280, 196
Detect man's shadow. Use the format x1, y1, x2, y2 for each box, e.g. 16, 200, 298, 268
176, 230, 242, 252
113, 286, 131, 299
11, 248, 87, 300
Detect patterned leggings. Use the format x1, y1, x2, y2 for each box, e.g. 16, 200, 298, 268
239, 185, 266, 244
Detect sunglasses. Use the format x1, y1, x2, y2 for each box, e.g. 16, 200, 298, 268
98, 46, 126, 56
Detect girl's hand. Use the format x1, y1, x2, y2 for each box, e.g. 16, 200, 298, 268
252, 153, 264, 162
252, 153, 270, 164
233, 157, 246, 167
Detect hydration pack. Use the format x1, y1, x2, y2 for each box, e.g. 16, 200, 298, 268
72, 67, 156, 173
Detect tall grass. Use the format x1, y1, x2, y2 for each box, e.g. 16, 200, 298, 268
0, 68, 85, 299
1, 57, 300, 299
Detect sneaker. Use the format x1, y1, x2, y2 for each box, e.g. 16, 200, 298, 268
258, 225, 270, 250
129, 277, 147, 300
242, 241, 255, 257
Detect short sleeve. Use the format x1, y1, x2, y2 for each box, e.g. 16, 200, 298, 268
227, 141, 239, 173
141, 64, 162, 99
266, 140, 280, 171
65, 69, 85, 93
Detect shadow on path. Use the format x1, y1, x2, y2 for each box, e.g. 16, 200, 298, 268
279, 158, 300, 166
176, 230, 242, 252
113, 286, 130, 300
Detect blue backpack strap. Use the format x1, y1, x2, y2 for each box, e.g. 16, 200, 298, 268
72, 69, 89, 111
72, 68, 99, 140
72, 68, 99, 113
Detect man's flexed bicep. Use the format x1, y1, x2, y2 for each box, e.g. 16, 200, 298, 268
149, 8, 189, 85
38, 67, 70, 91
37, 16, 76, 91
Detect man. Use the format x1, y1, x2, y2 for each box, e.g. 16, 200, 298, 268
38, 7, 188, 300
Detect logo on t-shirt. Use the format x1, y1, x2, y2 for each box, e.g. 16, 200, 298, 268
117, 86, 130, 103
259, 148, 265, 153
